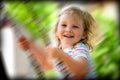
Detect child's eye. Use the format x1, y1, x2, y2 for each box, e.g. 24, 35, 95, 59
72, 26, 79, 28
62, 24, 67, 27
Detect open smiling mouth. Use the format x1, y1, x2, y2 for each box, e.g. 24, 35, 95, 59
64, 35, 74, 38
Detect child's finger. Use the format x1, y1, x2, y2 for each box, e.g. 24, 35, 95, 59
17, 42, 28, 50
17, 36, 30, 50
19, 41, 29, 48
18, 36, 27, 42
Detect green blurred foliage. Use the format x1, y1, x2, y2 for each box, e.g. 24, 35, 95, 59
4, 1, 58, 44
91, 9, 119, 80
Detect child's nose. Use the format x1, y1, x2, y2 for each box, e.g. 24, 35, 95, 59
65, 27, 72, 32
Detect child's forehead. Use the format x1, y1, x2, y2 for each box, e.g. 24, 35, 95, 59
58, 14, 83, 26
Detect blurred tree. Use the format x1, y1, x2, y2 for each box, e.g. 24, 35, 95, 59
91, 8, 119, 80
4, 1, 58, 45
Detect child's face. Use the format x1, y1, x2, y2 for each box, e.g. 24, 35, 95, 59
56, 13, 85, 48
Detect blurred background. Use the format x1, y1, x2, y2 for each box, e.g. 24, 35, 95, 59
1, 0, 119, 80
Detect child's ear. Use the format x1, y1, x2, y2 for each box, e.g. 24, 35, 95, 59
81, 32, 87, 39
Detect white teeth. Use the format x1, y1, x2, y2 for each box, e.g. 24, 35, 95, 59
64, 35, 74, 38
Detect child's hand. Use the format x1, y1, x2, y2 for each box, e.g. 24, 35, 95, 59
46, 46, 62, 60
17, 36, 30, 50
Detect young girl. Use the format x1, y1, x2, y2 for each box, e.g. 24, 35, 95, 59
18, 5, 99, 80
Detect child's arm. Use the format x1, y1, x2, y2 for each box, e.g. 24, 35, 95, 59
17, 36, 53, 71
47, 46, 88, 78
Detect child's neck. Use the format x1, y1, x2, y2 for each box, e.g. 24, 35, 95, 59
61, 42, 79, 50
61, 44, 74, 50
